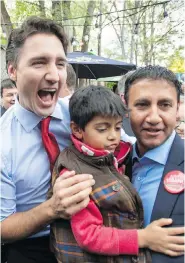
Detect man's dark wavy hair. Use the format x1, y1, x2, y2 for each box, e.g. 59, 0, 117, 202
6, 16, 68, 69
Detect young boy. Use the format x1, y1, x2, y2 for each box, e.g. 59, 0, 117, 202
50, 85, 177, 263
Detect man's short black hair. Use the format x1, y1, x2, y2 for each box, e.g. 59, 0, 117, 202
1, 78, 16, 97
69, 85, 127, 130
124, 65, 181, 104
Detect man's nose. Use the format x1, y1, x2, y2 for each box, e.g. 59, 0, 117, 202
146, 106, 162, 124
45, 64, 59, 83
12, 93, 17, 100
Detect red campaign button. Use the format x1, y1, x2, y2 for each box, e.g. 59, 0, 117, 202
164, 170, 185, 194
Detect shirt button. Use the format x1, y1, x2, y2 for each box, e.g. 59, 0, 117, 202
138, 176, 141, 181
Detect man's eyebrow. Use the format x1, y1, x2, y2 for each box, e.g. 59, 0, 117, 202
29, 56, 67, 62
56, 57, 67, 62
134, 98, 150, 103
29, 56, 47, 61
158, 98, 173, 103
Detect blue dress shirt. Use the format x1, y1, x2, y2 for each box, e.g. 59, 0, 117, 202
132, 131, 176, 226
0, 99, 71, 237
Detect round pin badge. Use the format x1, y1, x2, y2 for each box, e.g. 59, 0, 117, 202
164, 170, 184, 194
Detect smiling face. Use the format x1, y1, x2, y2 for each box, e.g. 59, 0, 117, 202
127, 79, 179, 156
2, 87, 18, 109
8, 33, 67, 117
71, 115, 123, 152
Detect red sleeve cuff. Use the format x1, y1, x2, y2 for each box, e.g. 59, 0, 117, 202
117, 229, 138, 255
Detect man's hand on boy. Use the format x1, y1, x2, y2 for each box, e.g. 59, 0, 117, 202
138, 218, 184, 256
49, 170, 95, 220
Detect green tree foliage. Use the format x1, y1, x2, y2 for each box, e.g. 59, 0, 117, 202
11, 1, 42, 23
168, 48, 185, 73
103, 0, 184, 68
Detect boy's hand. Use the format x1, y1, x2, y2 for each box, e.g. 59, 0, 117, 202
138, 218, 184, 257
49, 170, 95, 220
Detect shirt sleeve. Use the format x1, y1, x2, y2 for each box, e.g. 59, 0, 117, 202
0, 153, 16, 221
71, 199, 138, 255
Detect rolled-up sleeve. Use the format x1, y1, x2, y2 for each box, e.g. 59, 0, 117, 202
1, 153, 16, 221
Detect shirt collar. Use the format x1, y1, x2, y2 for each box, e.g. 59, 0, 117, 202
15, 99, 63, 132
132, 131, 176, 165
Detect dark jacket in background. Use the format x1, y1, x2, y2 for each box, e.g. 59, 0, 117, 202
0, 106, 6, 117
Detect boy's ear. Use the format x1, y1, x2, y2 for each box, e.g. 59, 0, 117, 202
70, 121, 83, 140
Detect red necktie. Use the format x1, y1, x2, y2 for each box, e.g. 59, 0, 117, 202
41, 116, 60, 172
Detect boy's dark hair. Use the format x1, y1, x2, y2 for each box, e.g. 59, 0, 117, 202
124, 65, 181, 104
69, 85, 127, 130
1, 78, 16, 97
6, 16, 69, 69
66, 64, 76, 92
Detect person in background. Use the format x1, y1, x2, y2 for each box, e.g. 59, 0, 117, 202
59, 63, 76, 99
50, 85, 184, 263
1, 16, 94, 263
180, 82, 185, 95
112, 83, 118, 95
117, 71, 136, 142
124, 65, 184, 263
1, 78, 17, 116
175, 95, 184, 139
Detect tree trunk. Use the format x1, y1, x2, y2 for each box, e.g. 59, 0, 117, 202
120, 1, 127, 59
112, 0, 127, 59
80, 0, 96, 88
130, 0, 141, 64
1, 0, 13, 39
52, 1, 62, 25
38, 0, 46, 17
130, 26, 135, 63
142, 12, 149, 65
62, 1, 73, 52
97, 0, 103, 55
81, 0, 96, 52
72, 26, 78, 52
149, 5, 155, 64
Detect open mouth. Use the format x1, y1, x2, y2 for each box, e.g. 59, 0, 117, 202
38, 89, 57, 103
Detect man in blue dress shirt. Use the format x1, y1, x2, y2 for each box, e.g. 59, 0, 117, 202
0, 17, 94, 263
124, 65, 184, 263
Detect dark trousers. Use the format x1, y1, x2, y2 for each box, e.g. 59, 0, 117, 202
5, 236, 57, 263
